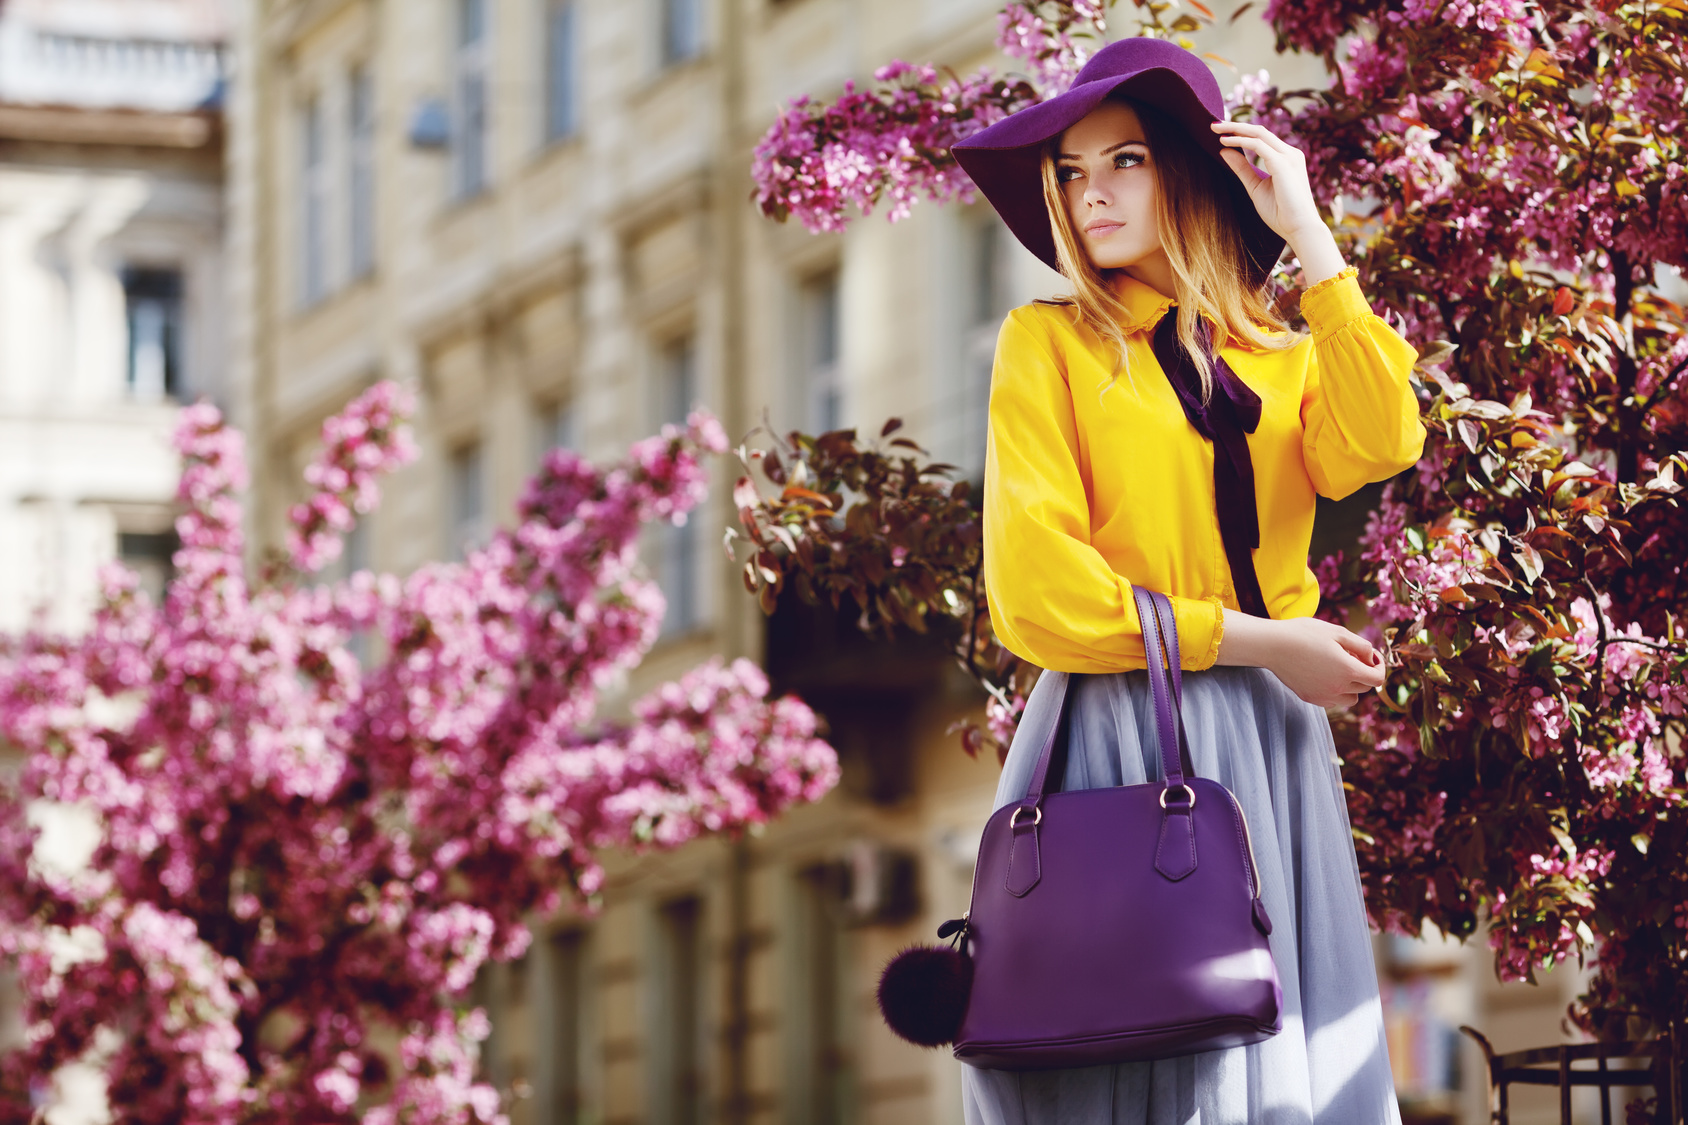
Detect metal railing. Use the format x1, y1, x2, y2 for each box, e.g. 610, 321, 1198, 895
1460, 1025, 1684, 1125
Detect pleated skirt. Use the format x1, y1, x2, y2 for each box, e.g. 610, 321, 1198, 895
961, 667, 1402, 1125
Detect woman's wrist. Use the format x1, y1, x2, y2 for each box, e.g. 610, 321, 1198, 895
1284, 224, 1346, 288
1214, 608, 1278, 668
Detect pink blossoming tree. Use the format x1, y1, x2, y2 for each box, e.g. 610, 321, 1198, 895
741, 0, 1688, 1053
0, 383, 839, 1122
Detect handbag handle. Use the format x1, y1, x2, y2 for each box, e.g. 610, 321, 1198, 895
1140, 588, 1196, 792
1017, 586, 1196, 815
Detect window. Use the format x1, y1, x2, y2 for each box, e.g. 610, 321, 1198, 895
448, 442, 487, 560
545, 929, 588, 1125
343, 513, 371, 574
321, 512, 373, 584
652, 339, 699, 638
118, 530, 178, 605
123, 268, 184, 400
301, 95, 329, 304
795, 270, 841, 434
453, 0, 490, 197
349, 66, 376, 279
956, 214, 1014, 478
652, 897, 704, 1125
660, 0, 703, 67
339, 517, 375, 665
470, 967, 509, 1092
544, 0, 579, 142
534, 399, 579, 468
654, 337, 695, 433
789, 865, 852, 1125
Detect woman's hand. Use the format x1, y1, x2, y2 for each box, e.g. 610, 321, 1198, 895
1216, 611, 1385, 710
1208, 120, 1347, 285
1209, 120, 1324, 242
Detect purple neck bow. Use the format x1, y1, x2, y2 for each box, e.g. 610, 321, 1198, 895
1150, 313, 1270, 619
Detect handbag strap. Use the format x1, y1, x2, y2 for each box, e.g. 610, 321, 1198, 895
1148, 590, 1185, 706
1134, 587, 1195, 799
1143, 588, 1196, 783
1019, 586, 1196, 812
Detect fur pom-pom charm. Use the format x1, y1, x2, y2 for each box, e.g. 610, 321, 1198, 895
875, 917, 973, 1048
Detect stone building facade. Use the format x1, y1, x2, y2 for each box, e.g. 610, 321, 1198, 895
0, 0, 228, 634
226, 3, 1583, 1123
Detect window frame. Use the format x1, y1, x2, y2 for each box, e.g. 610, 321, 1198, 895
300, 92, 330, 306
650, 896, 707, 1125
785, 863, 855, 1125
447, 439, 488, 561
794, 268, 842, 435
544, 928, 591, 1125
534, 397, 580, 469
348, 64, 376, 280
543, 0, 581, 144
122, 266, 185, 401
658, 0, 705, 69
651, 335, 700, 639
957, 212, 1014, 480
452, 0, 491, 199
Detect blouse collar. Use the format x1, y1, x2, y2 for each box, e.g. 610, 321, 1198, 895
1110, 271, 1274, 354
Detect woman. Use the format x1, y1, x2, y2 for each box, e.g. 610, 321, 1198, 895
948, 38, 1423, 1124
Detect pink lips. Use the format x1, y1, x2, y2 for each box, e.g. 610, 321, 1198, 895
1083, 221, 1124, 237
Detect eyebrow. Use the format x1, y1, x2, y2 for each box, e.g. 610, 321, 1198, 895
1056, 140, 1147, 161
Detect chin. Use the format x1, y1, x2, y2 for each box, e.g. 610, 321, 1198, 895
1083, 238, 1155, 272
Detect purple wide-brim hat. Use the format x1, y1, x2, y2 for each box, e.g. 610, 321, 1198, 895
952, 37, 1285, 286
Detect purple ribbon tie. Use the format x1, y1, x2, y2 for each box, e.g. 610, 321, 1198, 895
1150, 313, 1270, 619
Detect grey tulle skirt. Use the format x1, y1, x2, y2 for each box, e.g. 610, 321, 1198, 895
962, 667, 1402, 1125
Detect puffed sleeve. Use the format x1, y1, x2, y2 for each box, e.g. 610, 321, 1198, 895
1298, 267, 1427, 500
983, 308, 1225, 673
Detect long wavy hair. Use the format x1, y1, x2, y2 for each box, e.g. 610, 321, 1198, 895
1039, 95, 1302, 400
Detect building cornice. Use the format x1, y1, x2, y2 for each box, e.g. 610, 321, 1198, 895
263, 0, 365, 58
0, 103, 220, 149
412, 243, 586, 357
607, 167, 715, 242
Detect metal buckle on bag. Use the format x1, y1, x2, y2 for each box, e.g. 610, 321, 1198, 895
1010, 805, 1042, 828
1159, 784, 1196, 810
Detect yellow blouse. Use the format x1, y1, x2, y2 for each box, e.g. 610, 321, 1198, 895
983, 266, 1426, 673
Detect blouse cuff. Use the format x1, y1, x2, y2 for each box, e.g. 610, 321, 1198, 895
1172, 594, 1225, 671
1300, 266, 1371, 342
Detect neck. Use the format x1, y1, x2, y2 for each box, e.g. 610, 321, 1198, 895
1118, 252, 1177, 300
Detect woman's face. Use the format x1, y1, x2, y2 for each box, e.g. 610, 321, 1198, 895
1055, 100, 1170, 280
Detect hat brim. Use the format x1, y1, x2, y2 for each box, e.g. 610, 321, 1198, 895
952, 68, 1285, 287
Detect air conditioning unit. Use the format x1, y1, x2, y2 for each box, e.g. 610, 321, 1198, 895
408, 98, 450, 149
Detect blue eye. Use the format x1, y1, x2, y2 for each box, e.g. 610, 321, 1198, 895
1115, 150, 1145, 169
1056, 166, 1081, 183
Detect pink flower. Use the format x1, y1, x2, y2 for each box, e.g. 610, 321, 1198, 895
0, 387, 836, 1121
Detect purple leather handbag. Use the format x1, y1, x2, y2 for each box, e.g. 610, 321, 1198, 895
951, 587, 1283, 1069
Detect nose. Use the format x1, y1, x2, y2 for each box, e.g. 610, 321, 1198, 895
1082, 179, 1111, 209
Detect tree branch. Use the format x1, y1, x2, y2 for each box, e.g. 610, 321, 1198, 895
1585, 574, 1612, 698
1602, 636, 1687, 654
1637, 353, 1688, 419
961, 560, 986, 688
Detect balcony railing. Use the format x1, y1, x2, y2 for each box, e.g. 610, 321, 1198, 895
0, 24, 225, 111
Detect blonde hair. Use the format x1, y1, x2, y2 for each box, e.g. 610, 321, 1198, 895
1039, 96, 1302, 400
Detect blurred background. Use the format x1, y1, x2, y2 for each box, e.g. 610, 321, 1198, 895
0, 0, 1601, 1121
